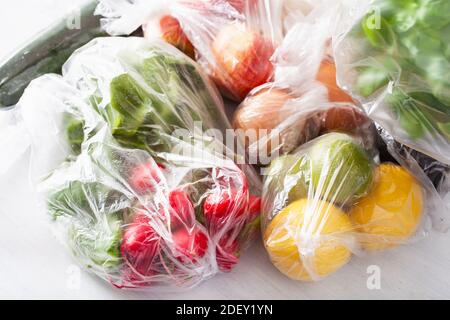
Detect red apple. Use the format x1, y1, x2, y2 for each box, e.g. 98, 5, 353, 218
155, 15, 195, 59
212, 23, 275, 101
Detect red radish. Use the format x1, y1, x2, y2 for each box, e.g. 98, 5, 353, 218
121, 216, 161, 277
167, 189, 195, 230
135, 189, 194, 229
216, 236, 240, 272
203, 188, 248, 224
129, 162, 165, 194
172, 227, 209, 263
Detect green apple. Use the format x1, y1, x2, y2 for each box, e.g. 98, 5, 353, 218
309, 133, 374, 205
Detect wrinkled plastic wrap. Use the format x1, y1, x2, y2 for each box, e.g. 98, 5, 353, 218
232, 2, 359, 166
261, 128, 446, 281
96, 0, 284, 101
0, 37, 262, 290
334, 0, 450, 166
228, 3, 450, 281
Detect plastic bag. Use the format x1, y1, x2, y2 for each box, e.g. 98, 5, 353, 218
334, 0, 450, 166
96, 0, 284, 101
232, 3, 360, 166
261, 129, 438, 281
261, 105, 448, 282
2, 37, 261, 290
229, 4, 449, 281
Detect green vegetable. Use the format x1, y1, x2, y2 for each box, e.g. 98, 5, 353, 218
352, 0, 450, 141
61, 44, 229, 155
69, 213, 122, 270
48, 181, 128, 270
79, 49, 228, 154
437, 122, 450, 139
48, 181, 128, 220
64, 114, 85, 155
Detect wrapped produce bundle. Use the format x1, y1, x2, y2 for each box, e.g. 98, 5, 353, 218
97, 0, 284, 101
233, 3, 360, 165
231, 4, 449, 281
2, 37, 261, 289
262, 126, 446, 281
334, 0, 450, 166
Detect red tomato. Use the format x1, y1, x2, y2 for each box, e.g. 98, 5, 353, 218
129, 162, 165, 194
172, 227, 209, 263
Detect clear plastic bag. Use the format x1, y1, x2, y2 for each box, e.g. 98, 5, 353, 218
1, 37, 262, 290
96, 0, 284, 101
334, 0, 450, 166
262, 129, 438, 281
228, 3, 450, 281
232, 3, 360, 166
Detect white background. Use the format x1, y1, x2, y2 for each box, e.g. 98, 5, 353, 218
1, 0, 450, 300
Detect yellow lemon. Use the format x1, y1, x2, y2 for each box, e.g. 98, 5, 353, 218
264, 199, 353, 281
350, 164, 424, 251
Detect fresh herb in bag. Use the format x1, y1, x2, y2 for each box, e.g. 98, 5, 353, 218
335, 0, 450, 164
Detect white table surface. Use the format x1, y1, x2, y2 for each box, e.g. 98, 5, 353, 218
1, 0, 450, 300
